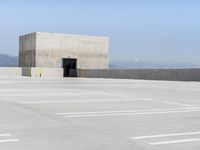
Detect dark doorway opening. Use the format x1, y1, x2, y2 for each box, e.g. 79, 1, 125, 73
63, 58, 77, 77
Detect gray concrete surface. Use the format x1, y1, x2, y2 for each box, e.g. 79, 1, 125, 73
22, 67, 63, 78
78, 69, 200, 81
0, 77, 200, 150
0, 67, 21, 77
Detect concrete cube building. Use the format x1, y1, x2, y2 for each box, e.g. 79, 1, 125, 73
19, 32, 109, 76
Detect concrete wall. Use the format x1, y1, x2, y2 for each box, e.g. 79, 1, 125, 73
22, 67, 63, 78
0, 67, 199, 81
19, 33, 36, 67
0, 67, 22, 76
19, 32, 109, 69
77, 69, 200, 81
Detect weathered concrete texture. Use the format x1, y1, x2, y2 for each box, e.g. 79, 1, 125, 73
19, 32, 109, 69
19, 33, 36, 67
0, 67, 21, 76
77, 69, 200, 81
22, 67, 63, 78
1, 77, 200, 150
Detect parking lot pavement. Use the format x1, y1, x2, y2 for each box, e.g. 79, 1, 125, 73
0, 77, 200, 150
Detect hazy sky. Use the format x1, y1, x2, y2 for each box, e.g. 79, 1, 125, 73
0, 0, 200, 64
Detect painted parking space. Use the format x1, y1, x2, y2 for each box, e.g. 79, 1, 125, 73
0, 77, 200, 150
132, 131, 200, 146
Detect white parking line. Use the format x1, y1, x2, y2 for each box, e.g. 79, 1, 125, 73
56, 107, 200, 115
58, 108, 200, 118
93, 91, 196, 107
0, 139, 20, 143
0, 134, 11, 137
0, 133, 20, 143
149, 99, 197, 107
16, 98, 150, 104
0, 92, 88, 97
149, 138, 200, 145
132, 131, 200, 139
0, 89, 77, 92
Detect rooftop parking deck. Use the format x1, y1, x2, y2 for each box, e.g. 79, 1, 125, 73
0, 77, 200, 150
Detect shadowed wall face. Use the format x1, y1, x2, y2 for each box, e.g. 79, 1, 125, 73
19, 32, 109, 69
19, 33, 36, 67
78, 69, 200, 81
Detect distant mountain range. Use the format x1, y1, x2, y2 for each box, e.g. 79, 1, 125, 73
109, 60, 199, 69
0, 53, 198, 69
0, 54, 18, 67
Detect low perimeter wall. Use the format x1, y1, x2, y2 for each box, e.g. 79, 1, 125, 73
22, 67, 63, 78
0, 67, 22, 77
1, 67, 200, 81
76, 69, 200, 81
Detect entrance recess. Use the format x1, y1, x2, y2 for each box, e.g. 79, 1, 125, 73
62, 58, 77, 77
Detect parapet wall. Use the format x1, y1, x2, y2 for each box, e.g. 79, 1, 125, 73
0, 67, 22, 77
0, 67, 200, 81
22, 67, 63, 78
77, 69, 200, 81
